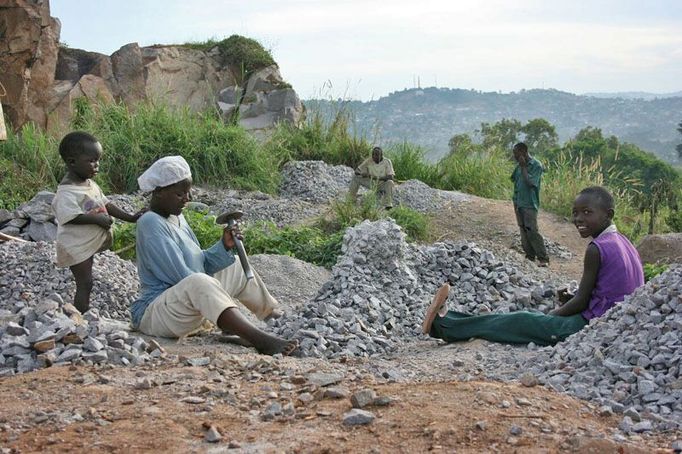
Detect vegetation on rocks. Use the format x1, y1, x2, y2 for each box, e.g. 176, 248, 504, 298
182, 35, 276, 77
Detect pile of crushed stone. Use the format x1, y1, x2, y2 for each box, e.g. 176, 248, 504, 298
526, 266, 682, 432
279, 160, 353, 203
0, 241, 138, 320
268, 219, 561, 358
0, 240, 163, 376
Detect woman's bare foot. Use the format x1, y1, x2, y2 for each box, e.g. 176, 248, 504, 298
255, 338, 299, 356
422, 282, 450, 334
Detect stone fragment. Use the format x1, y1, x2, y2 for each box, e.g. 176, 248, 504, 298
204, 425, 222, 443
343, 409, 375, 426
351, 389, 377, 408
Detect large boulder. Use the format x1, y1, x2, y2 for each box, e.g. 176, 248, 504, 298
0, 0, 60, 129
1, 0, 303, 133
637, 233, 682, 264
142, 46, 236, 111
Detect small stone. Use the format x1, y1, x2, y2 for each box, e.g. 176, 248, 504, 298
519, 372, 538, 387
135, 378, 153, 390
671, 440, 682, 452
623, 407, 641, 422
181, 396, 206, 404
307, 372, 343, 387
372, 396, 393, 407
262, 402, 282, 421
515, 397, 532, 407
33, 338, 56, 353
298, 393, 314, 405
632, 420, 653, 433
324, 387, 349, 399
185, 357, 210, 367
475, 421, 487, 431
509, 425, 523, 436
6, 322, 29, 336
350, 389, 377, 408
204, 425, 222, 443
342, 409, 375, 426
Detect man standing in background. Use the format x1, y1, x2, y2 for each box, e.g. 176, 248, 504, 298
511, 142, 549, 266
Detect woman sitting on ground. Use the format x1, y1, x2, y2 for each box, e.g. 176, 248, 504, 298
130, 156, 297, 356
422, 186, 644, 346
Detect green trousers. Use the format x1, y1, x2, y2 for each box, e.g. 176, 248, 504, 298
514, 205, 549, 262
349, 176, 394, 208
430, 311, 587, 346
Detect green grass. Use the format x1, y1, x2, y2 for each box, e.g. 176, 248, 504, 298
437, 147, 513, 200
71, 99, 281, 194
266, 103, 372, 169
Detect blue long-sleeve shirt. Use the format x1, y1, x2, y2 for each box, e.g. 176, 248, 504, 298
130, 211, 235, 327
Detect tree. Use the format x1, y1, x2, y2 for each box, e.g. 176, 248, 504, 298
479, 118, 522, 151
447, 133, 475, 155
520, 118, 558, 155
677, 121, 682, 159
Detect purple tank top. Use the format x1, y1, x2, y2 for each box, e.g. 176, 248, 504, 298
582, 231, 644, 320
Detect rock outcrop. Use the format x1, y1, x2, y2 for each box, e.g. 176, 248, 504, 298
0, 0, 61, 129
637, 233, 682, 265
0, 0, 303, 133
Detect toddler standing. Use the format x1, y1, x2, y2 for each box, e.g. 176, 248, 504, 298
52, 131, 143, 313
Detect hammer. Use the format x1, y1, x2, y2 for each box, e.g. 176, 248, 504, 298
216, 210, 255, 280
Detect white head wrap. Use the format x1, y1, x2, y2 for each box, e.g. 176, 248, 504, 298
138, 156, 192, 192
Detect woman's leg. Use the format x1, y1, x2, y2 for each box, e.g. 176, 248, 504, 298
138, 273, 296, 355
70, 256, 94, 313
214, 257, 280, 320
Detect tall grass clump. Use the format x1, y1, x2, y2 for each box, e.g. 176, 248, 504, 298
266, 104, 372, 169
0, 123, 61, 209
386, 142, 440, 187
72, 99, 281, 194
437, 147, 513, 199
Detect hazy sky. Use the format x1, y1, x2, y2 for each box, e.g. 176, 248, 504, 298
52, 0, 682, 101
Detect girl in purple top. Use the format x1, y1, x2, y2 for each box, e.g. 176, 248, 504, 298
422, 186, 644, 346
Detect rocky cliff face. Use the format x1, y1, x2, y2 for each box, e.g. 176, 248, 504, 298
0, 0, 303, 134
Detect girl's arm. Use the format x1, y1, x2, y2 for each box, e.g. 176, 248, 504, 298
67, 213, 112, 229
550, 244, 601, 316
106, 203, 146, 223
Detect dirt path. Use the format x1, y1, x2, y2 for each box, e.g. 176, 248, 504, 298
0, 357, 675, 453
428, 196, 590, 281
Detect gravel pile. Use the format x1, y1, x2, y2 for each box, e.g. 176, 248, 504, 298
269, 219, 560, 358
0, 241, 138, 320
279, 161, 354, 203
249, 254, 331, 312
394, 180, 471, 213
525, 266, 682, 432
0, 297, 163, 376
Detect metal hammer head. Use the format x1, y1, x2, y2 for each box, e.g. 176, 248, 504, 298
216, 210, 243, 225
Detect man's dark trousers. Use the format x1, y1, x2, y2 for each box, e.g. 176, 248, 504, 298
515, 205, 549, 262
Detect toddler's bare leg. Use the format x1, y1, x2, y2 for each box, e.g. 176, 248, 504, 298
70, 256, 94, 313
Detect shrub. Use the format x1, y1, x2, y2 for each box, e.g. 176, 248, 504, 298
243, 222, 343, 269
643, 263, 668, 282
437, 147, 513, 200
266, 103, 372, 169
386, 142, 440, 187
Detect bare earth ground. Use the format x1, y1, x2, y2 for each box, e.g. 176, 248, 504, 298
1, 198, 679, 453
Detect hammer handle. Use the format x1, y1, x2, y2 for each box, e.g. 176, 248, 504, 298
227, 221, 255, 280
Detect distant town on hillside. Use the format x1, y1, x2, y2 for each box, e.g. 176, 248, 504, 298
306, 88, 682, 165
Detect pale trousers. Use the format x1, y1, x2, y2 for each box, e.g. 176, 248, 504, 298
138, 257, 278, 338
349, 176, 394, 208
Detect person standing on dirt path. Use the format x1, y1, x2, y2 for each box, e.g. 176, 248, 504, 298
422, 186, 644, 346
348, 146, 395, 210
511, 142, 549, 267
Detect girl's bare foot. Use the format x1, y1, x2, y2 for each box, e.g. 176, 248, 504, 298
422, 283, 450, 334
